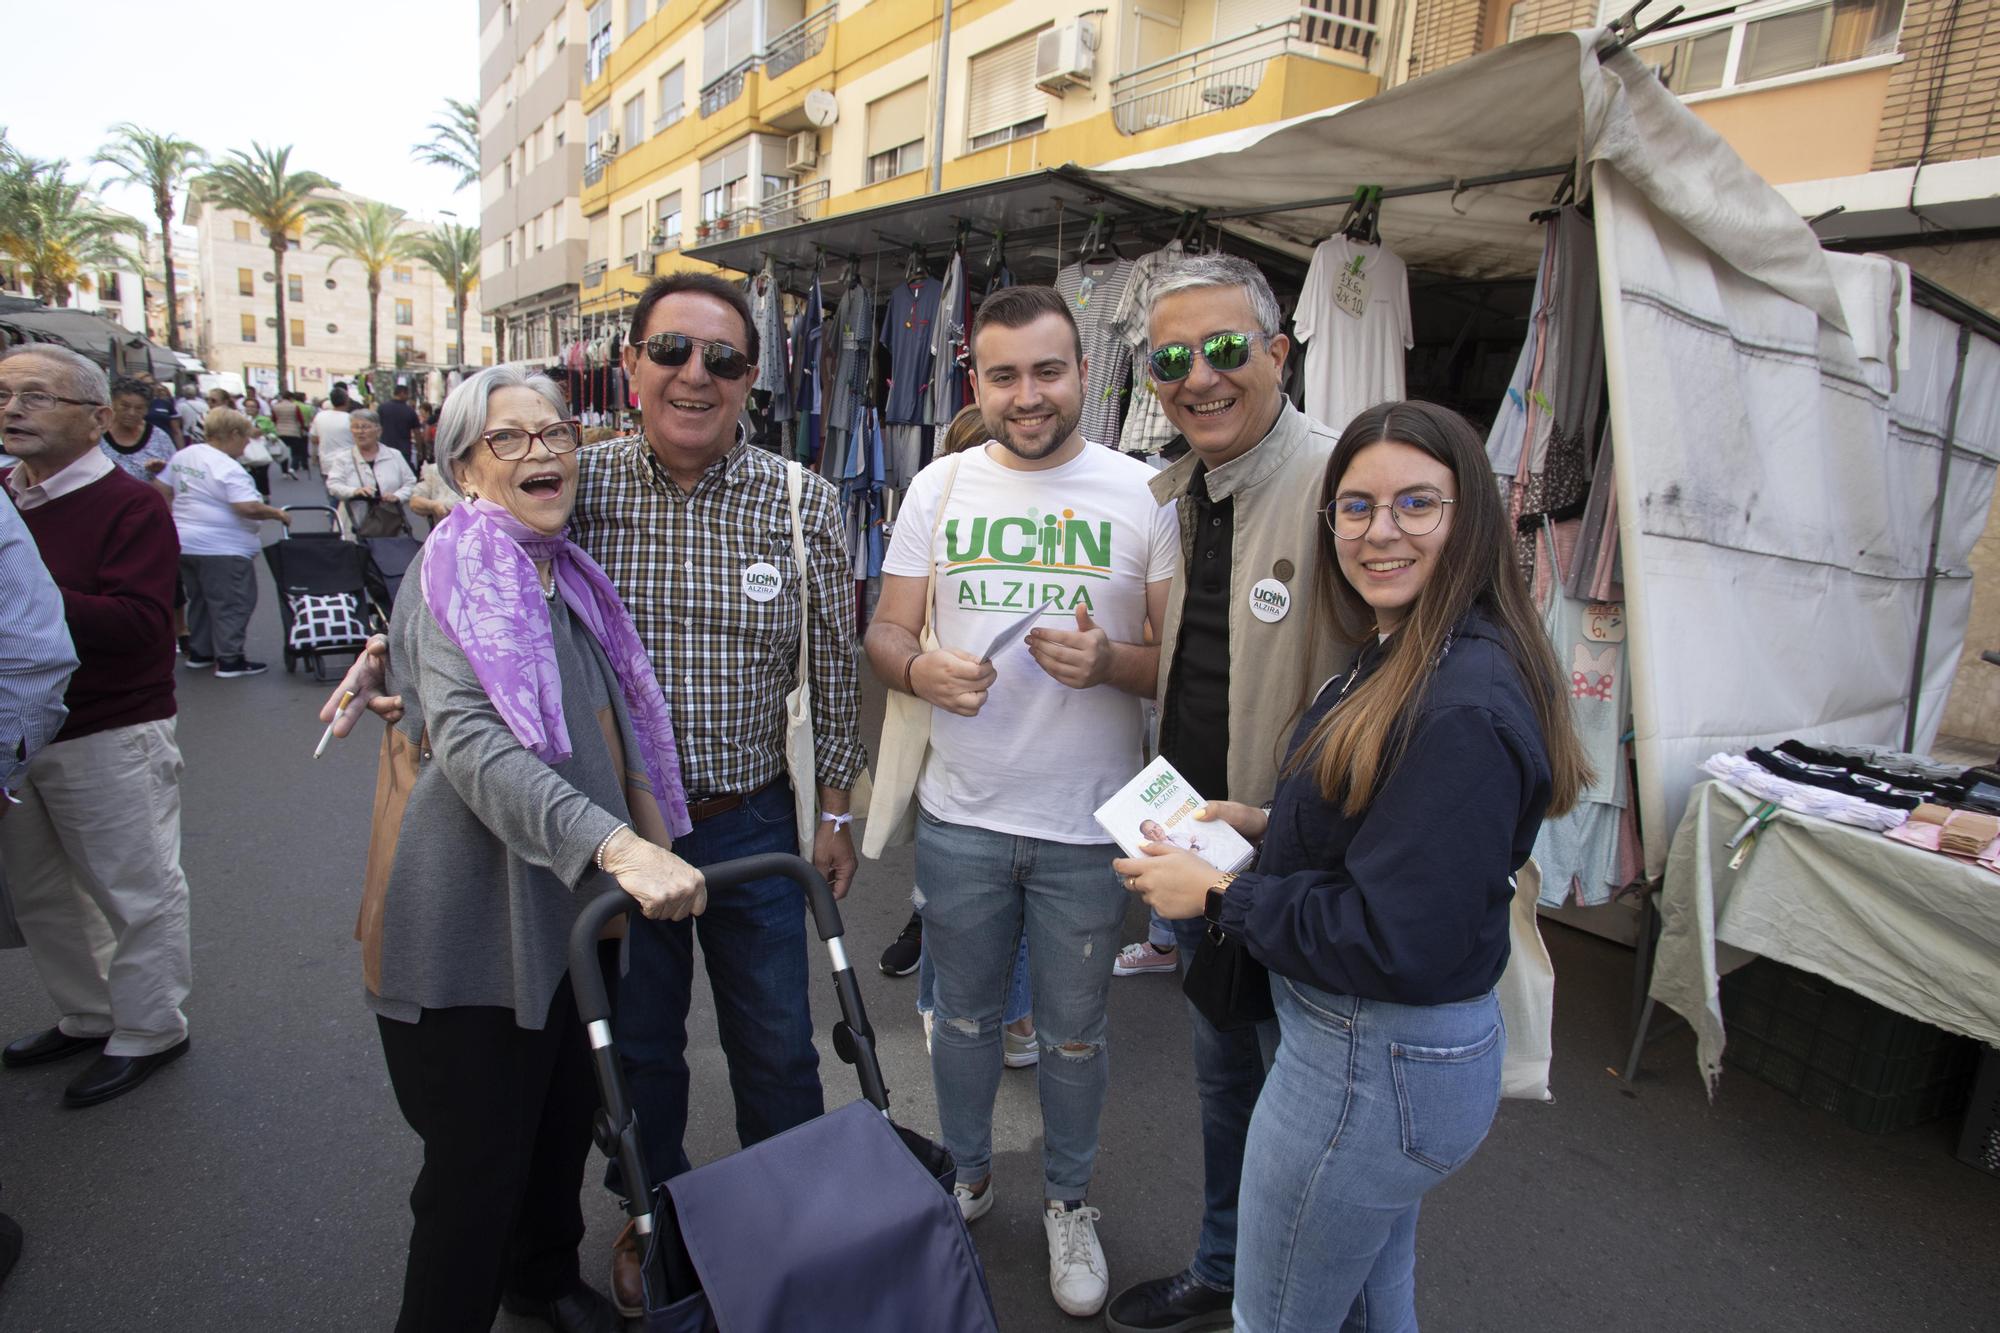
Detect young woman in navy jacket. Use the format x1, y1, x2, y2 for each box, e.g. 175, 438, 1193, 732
1118, 400, 1587, 1332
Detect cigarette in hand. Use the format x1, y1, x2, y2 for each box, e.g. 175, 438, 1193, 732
315, 690, 356, 758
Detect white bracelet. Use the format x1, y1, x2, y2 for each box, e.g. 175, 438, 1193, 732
819, 811, 853, 831
594, 824, 627, 870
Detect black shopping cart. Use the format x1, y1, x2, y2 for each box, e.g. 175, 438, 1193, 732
569, 855, 999, 1333
360, 534, 423, 624
263, 505, 375, 681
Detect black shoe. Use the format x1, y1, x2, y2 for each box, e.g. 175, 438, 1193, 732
879, 911, 922, 976
176, 634, 191, 658
501, 1281, 622, 1333
1104, 1268, 1234, 1333
61, 1037, 189, 1108
183, 654, 216, 670
214, 658, 268, 678
2, 1027, 106, 1069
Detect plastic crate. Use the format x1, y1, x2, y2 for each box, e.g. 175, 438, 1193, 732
1957, 1045, 2000, 1176
1720, 959, 1978, 1135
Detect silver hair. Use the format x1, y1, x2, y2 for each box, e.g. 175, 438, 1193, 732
0, 344, 110, 404
1145, 254, 1284, 338
435, 364, 571, 496
349, 408, 381, 427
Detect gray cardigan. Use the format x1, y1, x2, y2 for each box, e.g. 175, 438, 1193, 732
370, 543, 636, 1028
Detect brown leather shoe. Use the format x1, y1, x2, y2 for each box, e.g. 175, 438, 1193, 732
609, 1217, 644, 1317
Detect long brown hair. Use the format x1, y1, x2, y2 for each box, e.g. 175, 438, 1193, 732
1290, 401, 1589, 817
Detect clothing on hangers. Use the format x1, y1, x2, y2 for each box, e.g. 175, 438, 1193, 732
1294, 234, 1411, 433
1056, 255, 1138, 448
1111, 241, 1184, 457
880, 274, 943, 426
927, 251, 969, 427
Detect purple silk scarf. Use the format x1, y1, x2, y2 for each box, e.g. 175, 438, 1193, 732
420, 498, 692, 840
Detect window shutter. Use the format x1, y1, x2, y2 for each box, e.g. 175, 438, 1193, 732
701, 141, 753, 193
966, 30, 1046, 140
703, 4, 732, 77
1740, 5, 1833, 81
867, 82, 930, 155
660, 64, 685, 114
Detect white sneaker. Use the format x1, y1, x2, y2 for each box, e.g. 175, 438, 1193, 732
955, 1175, 994, 1223
1113, 941, 1180, 977
1004, 1024, 1039, 1068
1043, 1201, 1108, 1316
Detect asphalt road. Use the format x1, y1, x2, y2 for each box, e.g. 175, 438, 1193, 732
2, 471, 1996, 1331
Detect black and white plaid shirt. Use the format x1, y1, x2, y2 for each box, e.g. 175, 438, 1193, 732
571, 431, 865, 798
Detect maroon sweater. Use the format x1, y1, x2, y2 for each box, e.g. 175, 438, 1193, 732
5, 465, 178, 741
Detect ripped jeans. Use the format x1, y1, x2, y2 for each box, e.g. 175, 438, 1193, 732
915, 806, 1129, 1201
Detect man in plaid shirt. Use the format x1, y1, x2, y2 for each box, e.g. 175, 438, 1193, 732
323, 272, 864, 1318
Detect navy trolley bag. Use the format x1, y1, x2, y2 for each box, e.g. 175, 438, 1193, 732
567, 854, 1000, 1333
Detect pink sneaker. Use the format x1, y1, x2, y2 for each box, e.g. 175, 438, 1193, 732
1112, 942, 1180, 977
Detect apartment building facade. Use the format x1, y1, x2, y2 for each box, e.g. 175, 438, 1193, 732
187, 191, 489, 398
567, 0, 1396, 322
0, 260, 151, 335
479, 0, 592, 362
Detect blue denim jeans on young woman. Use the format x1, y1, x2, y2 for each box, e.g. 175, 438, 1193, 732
1234, 980, 1503, 1333
915, 808, 1128, 1201
610, 780, 825, 1191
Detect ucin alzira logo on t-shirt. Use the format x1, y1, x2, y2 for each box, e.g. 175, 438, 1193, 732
943, 507, 1111, 614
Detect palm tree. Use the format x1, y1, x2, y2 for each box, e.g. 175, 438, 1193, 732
310, 200, 420, 372
0, 152, 144, 308
92, 124, 205, 351
195, 143, 336, 392
412, 99, 480, 190
408, 222, 481, 369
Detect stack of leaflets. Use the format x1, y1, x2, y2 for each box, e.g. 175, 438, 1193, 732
1094, 756, 1255, 872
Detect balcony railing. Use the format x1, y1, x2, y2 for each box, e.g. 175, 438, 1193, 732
583, 259, 608, 287
764, 4, 836, 79
700, 57, 758, 117
694, 180, 831, 243
584, 152, 607, 186
1110, 8, 1378, 136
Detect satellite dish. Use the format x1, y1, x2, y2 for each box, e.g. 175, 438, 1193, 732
326, 323, 338, 333
263, 272, 275, 281
804, 89, 839, 128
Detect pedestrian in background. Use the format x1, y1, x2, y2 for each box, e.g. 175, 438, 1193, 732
174, 383, 206, 447
272, 391, 309, 479
100, 377, 177, 482
0, 344, 193, 1111
1118, 400, 1587, 1331
377, 383, 421, 466
310, 382, 356, 476
366, 365, 699, 1333
326, 409, 416, 536
164, 407, 289, 677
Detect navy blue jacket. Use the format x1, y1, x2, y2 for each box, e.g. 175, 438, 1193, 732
1215, 609, 1552, 1005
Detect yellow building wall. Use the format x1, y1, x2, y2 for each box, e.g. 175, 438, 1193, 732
1683, 65, 1894, 186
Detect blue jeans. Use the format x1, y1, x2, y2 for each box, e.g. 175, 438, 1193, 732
611, 780, 824, 1191
1169, 915, 1279, 1293
917, 926, 1032, 1026
915, 809, 1127, 1200
1234, 980, 1503, 1333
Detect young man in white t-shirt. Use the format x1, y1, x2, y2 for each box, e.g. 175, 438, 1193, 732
865, 286, 1177, 1320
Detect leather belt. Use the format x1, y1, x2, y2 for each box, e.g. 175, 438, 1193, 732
684, 792, 745, 823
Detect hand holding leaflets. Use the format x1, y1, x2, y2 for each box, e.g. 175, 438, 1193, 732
1027, 605, 1114, 689
1101, 758, 1261, 920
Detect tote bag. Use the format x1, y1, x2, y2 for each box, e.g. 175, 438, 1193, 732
779, 462, 873, 854
860, 454, 964, 859
1499, 859, 1556, 1101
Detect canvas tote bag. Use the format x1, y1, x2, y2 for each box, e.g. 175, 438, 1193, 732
860, 453, 964, 859
780, 462, 874, 851
1499, 859, 1556, 1101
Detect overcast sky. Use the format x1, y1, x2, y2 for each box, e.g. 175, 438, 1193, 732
2, 0, 480, 232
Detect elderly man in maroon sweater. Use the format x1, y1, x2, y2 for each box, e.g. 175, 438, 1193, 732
0, 344, 193, 1109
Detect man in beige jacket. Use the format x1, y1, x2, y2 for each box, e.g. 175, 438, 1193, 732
1106, 254, 1353, 1333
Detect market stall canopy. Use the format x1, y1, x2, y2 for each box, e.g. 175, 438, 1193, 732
1081, 28, 1845, 330
0, 303, 180, 381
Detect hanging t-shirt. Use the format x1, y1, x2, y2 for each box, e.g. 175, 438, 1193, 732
162, 443, 262, 557
1112, 241, 1185, 457
881, 275, 942, 425
928, 253, 970, 427
1056, 257, 1137, 449
883, 442, 1179, 843
1295, 236, 1413, 435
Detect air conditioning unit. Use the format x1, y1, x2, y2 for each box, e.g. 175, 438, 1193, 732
785, 130, 819, 172
1035, 17, 1098, 94
595, 131, 621, 159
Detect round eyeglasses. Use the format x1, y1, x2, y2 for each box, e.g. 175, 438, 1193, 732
1326, 492, 1457, 540
481, 420, 584, 461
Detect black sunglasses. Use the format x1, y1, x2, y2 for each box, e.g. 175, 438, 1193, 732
642, 332, 751, 381
1147, 331, 1270, 384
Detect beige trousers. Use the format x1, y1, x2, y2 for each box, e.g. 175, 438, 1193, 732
0, 718, 193, 1056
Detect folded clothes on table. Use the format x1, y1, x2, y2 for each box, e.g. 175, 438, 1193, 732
1700, 754, 1910, 832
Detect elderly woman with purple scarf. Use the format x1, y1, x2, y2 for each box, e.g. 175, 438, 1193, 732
363, 365, 699, 1333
